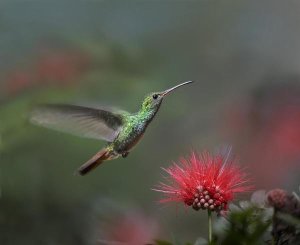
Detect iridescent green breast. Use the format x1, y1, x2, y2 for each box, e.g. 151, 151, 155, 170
113, 110, 155, 153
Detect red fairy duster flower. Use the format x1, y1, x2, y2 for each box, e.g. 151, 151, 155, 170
154, 151, 251, 213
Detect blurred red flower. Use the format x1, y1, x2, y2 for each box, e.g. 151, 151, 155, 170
222, 79, 300, 187
3, 49, 91, 97
267, 189, 289, 209
36, 51, 90, 84
98, 211, 159, 245
5, 71, 34, 95
154, 151, 251, 214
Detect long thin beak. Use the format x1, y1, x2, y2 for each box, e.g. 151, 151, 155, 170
161, 81, 194, 96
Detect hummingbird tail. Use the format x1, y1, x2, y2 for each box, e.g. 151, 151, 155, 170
77, 148, 110, 175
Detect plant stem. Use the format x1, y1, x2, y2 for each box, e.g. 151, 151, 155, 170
208, 210, 212, 244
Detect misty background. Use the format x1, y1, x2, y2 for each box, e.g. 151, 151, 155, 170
1, 1, 300, 244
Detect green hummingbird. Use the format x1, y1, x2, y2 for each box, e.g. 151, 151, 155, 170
30, 81, 193, 175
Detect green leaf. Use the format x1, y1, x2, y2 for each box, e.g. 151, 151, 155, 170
277, 212, 300, 228
214, 205, 272, 244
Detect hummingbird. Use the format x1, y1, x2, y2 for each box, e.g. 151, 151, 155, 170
30, 81, 193, 175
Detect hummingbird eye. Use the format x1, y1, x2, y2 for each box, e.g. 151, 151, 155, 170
152, 94, 158, 99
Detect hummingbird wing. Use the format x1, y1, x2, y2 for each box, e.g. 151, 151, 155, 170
30, 104, 127, 142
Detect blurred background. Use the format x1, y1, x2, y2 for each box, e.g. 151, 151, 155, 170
1, 1, 300, 244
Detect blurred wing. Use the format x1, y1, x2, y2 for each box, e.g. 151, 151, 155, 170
30, 104, 126, 142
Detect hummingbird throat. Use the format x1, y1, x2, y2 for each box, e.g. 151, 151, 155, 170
138, 106, 159, 124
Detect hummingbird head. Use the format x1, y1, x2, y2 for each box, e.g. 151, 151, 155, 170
141, 81, 194, 112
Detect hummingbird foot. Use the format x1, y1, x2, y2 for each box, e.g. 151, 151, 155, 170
122, 152, 129, 158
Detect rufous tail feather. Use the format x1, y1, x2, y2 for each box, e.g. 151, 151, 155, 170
78, 148, 110, 175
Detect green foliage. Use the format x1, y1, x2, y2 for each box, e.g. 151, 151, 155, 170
266, 189, 300, 244
277, 212, 300, 229
275, 212, 300, 244
213, 204, 272, 245
153, 197, 300, 245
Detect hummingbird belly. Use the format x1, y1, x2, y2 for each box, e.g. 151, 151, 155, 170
113, 123, 146, 154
